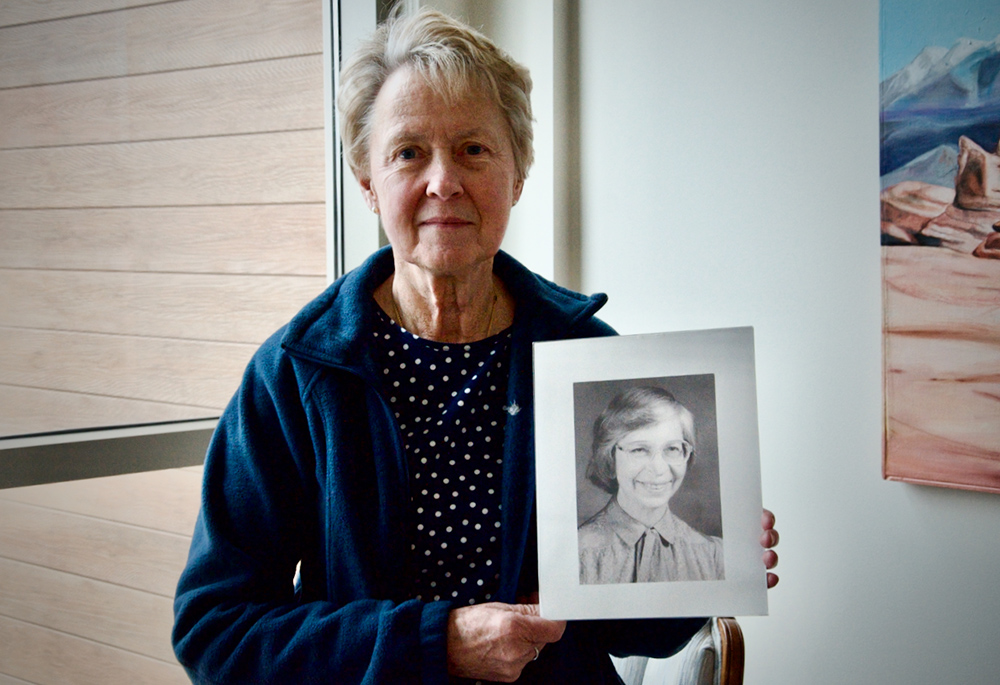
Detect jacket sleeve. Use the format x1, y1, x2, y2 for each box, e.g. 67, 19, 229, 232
172, 338, 451, 684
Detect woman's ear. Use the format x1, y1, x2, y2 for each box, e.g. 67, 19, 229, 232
512, 179, 524, 206
359, 177, 377, 213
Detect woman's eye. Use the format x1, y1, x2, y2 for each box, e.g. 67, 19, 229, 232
465, 144, 485, 156
666, 444, 682, 455
398, 148, 417, 160
628, 447, 650, 457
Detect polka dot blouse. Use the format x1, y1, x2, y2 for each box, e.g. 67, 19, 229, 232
373, 308, 511, 606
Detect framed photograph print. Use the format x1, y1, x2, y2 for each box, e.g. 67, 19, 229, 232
533, 327, 768, 620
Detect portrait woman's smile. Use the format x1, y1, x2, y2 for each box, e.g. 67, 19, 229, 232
614, 411, 689, 523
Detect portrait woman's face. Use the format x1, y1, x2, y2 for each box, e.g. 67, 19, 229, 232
614, 409, 690, 520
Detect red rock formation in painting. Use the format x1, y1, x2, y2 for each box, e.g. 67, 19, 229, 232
881, 136, 1000, 256
955, 136, 1000, 211
973, 231, 1000, 260
881, 137, 1000, 492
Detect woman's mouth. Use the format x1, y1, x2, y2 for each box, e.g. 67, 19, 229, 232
635, 480, 672, 494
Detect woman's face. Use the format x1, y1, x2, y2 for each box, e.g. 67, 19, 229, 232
614, 410, 689, 520
361, 66, 523, 278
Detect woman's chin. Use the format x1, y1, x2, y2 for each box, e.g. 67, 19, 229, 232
618, 491, 671, 522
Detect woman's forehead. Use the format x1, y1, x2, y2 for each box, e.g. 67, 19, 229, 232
372, 67, 507, 140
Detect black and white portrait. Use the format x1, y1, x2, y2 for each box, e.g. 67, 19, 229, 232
533, 328, 767, 620
575, 376, 724, 584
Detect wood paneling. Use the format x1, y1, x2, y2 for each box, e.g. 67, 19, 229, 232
0, 558, 177, 663
0, 616, 188, 685
0, 467, 202, 535
0, 0, 326, 680
0, 55, 323, 149
0, 2, 161, 29
0, 271, 324, 341
0, 204, 325, 275
0, 385, 213, 437
0, 129, 325, 209
0, 499, 191, 596
0, 0, 321, 88
0, 328, 253, 408
0, 468, 204, 677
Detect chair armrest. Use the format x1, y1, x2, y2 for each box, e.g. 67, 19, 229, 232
714, 617, 744, 685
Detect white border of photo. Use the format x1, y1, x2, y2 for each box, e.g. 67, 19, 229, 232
533, 327, 768, 620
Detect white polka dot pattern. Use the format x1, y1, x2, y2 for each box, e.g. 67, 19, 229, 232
374, 310, 510, 606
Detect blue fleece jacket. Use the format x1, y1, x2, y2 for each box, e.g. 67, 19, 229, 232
173, 247, 705, 684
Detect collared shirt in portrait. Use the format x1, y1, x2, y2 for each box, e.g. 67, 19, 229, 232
578, 498, 724, 584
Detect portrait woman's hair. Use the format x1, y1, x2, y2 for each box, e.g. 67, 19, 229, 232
337, 8, 534, 183
586, 386, 697, 495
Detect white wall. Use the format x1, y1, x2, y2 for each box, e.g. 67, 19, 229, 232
574, 1, 1000, 683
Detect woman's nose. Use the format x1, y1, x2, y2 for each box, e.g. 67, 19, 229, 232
425, 154, 463, 199
648, 453, 671, 475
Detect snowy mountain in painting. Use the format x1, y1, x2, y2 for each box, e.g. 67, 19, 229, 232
880, 144, 959, 190
881, 36, 1000, 111
880, 35, 1000, 176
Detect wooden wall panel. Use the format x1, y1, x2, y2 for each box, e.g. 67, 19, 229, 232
0, 2, 160, 28
0, 55, 323, 148
0, 329, 254, 408
0, 559, 177, 663
0, 272, 324, 341
0, 385, 213, 437
0, 129, 325, 209
0, 0, 321, 88
0, 616, 188, 685
0, 204, 325, 275
0, 468, 202, 535
0, 499, 191, 596
1, 0, 325, 680
0, 468, 204, 680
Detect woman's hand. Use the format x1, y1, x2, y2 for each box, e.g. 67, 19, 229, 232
446, 602, 566, 682
761, 508, 780, 588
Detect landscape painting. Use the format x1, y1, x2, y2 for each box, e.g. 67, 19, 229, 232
880, 0, 1000, 493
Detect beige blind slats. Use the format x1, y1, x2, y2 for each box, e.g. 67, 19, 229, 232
0, 467, 201, 535
0, 499, 192, 596
0, 328, 255, 407
0, 2, 163, 28
0, 558, 177, 663
0, 205, 325, 275
0, 0, 322, 88
0, 386, 212, 437
0, 615, 189, 684
1, 271, 323, 341
0, 55, 324, 149
0, 130, 325, 208
1, 1, 325, 680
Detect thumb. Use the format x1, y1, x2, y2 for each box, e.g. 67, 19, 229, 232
514, 605, 566, 643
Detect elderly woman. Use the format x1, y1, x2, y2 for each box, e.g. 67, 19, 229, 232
579, 387, 724, 584
173, 8, 777, 684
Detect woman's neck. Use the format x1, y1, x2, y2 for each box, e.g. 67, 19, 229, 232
375, 259, 512, 343
617, 494, 669, 529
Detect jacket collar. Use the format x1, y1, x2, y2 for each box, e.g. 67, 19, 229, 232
280, 246, 609, 372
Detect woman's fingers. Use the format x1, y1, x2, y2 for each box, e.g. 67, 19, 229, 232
761, 508, 779, 588
447, 602, 565, 682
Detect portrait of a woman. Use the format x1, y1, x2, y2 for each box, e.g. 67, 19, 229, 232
579, 386, 725, 584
